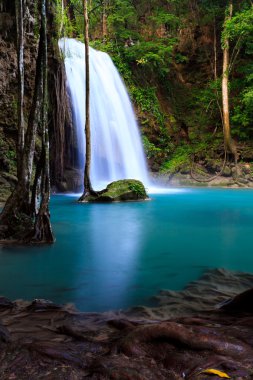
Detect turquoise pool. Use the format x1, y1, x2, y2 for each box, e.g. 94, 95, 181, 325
1, 188, 253, 311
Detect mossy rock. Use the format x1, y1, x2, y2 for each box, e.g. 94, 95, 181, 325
81, 179, 148, 203
222, 166, 232, 177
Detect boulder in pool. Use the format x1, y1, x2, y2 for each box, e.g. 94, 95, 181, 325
81, 179, 148, 203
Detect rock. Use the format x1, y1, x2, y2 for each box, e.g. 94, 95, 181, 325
242, 164, 251, 175
0, 323, 11, 343
56, 180, 68, 192
0, 297, 13, 309
232, 166, 243, 177
180, 165, 191, 175
1, 172, 17, 184
56, 168, 83, 192
205, 159, 221, 174
0, 156, 10, 171
0, 175, 9, 186
64, 169, 83, 191
81, 179, 149, 203
219, 287, 253, 313
27, 299, 62, 312
222, 166, 232, 177
238, 178, 249, 185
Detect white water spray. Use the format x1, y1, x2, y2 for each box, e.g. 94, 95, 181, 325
59, 38, 150, 191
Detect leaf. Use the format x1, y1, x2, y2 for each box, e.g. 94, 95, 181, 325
199, 368, 231, 378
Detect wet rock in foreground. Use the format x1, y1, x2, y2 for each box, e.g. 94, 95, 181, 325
1, 269, 253, 379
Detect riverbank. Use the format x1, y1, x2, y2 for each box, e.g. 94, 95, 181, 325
151, 161, 253, 189
169, 173, 253, 188
1, 269, 253, 379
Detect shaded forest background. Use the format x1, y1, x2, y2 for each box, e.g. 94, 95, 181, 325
0, 0, 253, 202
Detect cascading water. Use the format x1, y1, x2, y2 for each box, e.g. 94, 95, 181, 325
59, 38, 150, 191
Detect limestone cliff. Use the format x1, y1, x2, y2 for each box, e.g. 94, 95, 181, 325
0, 0, 37, 201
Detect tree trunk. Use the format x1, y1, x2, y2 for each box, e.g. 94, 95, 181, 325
15, 0, 25, 179
30, 0, 54, 244
222, 0, 238, 163
213, 16, 217, 81
102, 0, 107, 41
79, 0, 94, 200
22, 27, 44, 200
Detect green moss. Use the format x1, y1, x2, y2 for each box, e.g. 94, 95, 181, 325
0, 187, 11, 202
161, 145, 192, 174
128, 182, 147, 198
81, 179, 148, 203
104, 179, 147, 199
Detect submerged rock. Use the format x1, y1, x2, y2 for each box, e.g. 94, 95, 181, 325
80, 179, 149, 203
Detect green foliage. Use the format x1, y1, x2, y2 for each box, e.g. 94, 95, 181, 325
148, 9, 179, 30
32, 0, 40, 38
161, 145, 192, 174
174, 53, 188, 64
142, 136, 162, 159
231, 66, 253, 138
189, 80, 222, 131
223, 6, 253, 42
161, 136, 222, 174
4, 149, 17, 174
129, 86, 165, 125
131, 86, 155, 111
107, 0, 137, 40
54, 0, 77, 38
128, 182, 146, 197
123, 39, 175, 73
243, 88, 253, 109
6, 150, 16, 161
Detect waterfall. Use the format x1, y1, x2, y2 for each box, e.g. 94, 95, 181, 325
58, 38, 150, 191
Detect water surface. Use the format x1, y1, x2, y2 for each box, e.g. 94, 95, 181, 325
1, 188, 253, 311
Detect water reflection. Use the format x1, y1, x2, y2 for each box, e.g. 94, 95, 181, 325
76, 204, 143, 310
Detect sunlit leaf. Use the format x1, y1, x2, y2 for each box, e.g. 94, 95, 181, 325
199, 368, 231, 378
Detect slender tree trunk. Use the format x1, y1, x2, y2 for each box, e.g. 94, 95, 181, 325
222, 0, 237, 163
102, 0, 107, 41
79, 0, 94, 200
22, 29, 44, 199
222, 2, 231, 151
213, 16, 217, 81
31, 0, 54, 243
15, 0, 25, 179
59, 0, 64, 36
31, 149, 44, 217
84, 0, 93, 192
